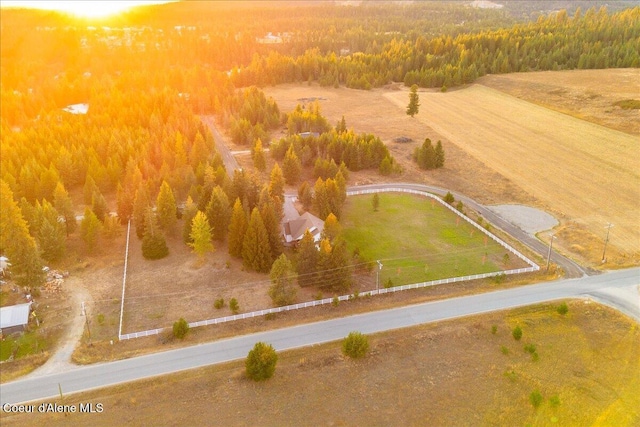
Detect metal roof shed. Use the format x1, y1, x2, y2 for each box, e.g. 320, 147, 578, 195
0, 302, 32, 335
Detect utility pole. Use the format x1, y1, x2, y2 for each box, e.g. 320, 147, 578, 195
83, 301, 92, 345
602, 223, 614, 263
546, 234, 556, 272
376, 260, 383, 292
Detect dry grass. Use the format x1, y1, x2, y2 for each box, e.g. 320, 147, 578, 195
5, 301, 638, 426
479, 69, 640, 135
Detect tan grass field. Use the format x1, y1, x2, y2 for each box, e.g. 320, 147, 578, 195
265, 70, 640, 267
479, 69, 640, 135
384, 84, 639, 263
4, 301, 638, 426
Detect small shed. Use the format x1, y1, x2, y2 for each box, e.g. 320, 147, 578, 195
0, 302, 32, 335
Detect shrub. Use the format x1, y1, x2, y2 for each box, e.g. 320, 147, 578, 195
512, 326, 523, 341
443, 191, 454, 204
342, 331, 369, 359
549, 395, 561, 407
214, 298, 225, 309
491, 325, 497, 335
313, 291, 323, 300
503, 370, 517, 382
384, 278, 394, 288
230, 298, 239, 314
524, 343, 536, 354
97, 314, 105, 325
245, 342, 277, 381
332, 296, 340, 307
492, 273, 506, 284
173, 318, 189, 339
530, 390, 543, 408
500, 345, 509, 355
557, 302, 569, 315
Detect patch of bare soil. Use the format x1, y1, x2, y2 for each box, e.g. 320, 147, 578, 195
7, 301, 639, 426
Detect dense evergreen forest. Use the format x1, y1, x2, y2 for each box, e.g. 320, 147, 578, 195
1, 1, 638, 286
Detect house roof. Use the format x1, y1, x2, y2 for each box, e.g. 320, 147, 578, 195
282, 212, 324, 243
0, 302, 31, 329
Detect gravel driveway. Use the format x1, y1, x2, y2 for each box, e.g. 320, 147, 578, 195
487, 204, 558, 235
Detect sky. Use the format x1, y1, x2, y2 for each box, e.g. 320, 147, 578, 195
0, 1, 176, 18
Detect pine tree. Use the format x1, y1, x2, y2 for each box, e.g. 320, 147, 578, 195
298, 181, 313, 211
36, 200, 66, 262
269, 254, 298, 306
53, 182, 76, 235
141, 209, 169, 260
241, 208, 272, 273
336, 116, 347, 133
313, 177, 330, 220
322, 213, 342, 241
156, 181, 177, 233
20, 198, 40, 237
133, 185, 151, 239
268, 163, 285, 201
91, 189, 108, 222
317, 238, 334, 288
81, 207, 102, 254
415, 138, 437, 170
329, 239, 352, 292
102, 215, 122, 240
406, 84, 420, 117
296, 230, 318, 287
189, 211, 214, 260
228, 198, 248, 258
252, 138, 267, 172
325, 178, 343, 219
0, 180, 44, 288
116, 185, 132, 224
435, 140, 445, 168
206, 186, 231, 241
260, 197, 283, 261
282, 145, 302, 185
182, 196, 198, 244
83, 174, 98, 205
373, 192, 382, 211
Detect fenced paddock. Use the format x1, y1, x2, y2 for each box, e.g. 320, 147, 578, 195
119, 187, 539, 341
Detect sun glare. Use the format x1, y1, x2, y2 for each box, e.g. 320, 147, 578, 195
1, 1, 174, 18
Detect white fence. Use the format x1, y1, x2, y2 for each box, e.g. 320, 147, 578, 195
119, 188, 539, 341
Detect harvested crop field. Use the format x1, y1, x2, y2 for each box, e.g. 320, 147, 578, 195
384, 84, 639, 263
479, 69, 640, 135
6, 301, 639, 426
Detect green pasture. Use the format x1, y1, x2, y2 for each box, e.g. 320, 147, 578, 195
341, 193, 521, 287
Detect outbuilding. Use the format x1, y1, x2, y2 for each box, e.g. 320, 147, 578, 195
0, 302, 32, 336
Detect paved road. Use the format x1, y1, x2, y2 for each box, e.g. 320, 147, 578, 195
347, 183, 592, 278
1, 268, 637, 406
200, 115, 241, 177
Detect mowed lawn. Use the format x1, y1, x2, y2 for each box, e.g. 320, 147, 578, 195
341, 193, 522, 286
